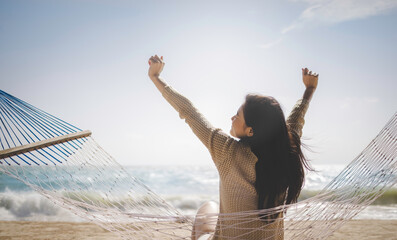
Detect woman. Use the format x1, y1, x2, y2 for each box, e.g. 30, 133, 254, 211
148, 55, 318, 240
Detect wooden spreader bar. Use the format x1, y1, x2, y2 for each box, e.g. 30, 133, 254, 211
0, 130, 92, 159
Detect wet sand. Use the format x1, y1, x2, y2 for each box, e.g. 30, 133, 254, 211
0, 220, 396, 239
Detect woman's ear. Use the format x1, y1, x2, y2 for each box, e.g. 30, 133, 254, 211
246, 127, 254, 137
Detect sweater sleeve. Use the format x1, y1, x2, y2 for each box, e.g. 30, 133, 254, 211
160, 85, 237, 167
286, 98, 310, 138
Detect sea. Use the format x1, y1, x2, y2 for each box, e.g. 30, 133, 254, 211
1, 164, 396, 222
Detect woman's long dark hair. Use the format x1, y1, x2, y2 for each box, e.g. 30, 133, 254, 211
240, 94, 311, 214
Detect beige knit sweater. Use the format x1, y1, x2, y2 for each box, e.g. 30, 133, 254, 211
160, 85, 309, 240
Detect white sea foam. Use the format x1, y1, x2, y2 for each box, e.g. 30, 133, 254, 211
1, 164, 396, 221
355, 204, 397, 219
0, 190, 83, 222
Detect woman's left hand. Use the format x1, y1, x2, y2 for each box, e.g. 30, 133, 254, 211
302, 68, 318, 90
301, 68, 318, 102
148, 55, 165, 79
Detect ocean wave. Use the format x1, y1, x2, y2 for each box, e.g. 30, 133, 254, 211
1, 165, 397, 221
1, 189, 397, 222
0, 190, 83, 222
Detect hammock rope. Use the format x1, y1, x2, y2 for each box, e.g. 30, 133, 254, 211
0, 89, 396, 240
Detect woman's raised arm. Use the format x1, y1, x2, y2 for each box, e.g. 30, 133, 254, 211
148, 55, 167, 93
147, 55, 237, 168
286, 68, 319, 138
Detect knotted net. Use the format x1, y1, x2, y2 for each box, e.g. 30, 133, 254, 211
0, 89, 396, 239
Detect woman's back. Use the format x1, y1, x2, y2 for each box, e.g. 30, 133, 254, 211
213, 142, 285, 239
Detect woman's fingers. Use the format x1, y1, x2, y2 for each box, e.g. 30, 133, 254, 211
154, 55, 163, 63
149, 56, 159, 63
149, 55, 164, 64
149, 56, 160, 65
302, 68, 319, 77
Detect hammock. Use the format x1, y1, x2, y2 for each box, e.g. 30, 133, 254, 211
0, 89, 396, 240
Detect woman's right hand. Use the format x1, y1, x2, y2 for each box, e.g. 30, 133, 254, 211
148, 55, 165, 79
302, 68, 318, 89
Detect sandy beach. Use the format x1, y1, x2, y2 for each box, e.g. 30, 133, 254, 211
0, 220, 396, 240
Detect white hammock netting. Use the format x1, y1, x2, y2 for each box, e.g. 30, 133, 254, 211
0, 89, 396, 240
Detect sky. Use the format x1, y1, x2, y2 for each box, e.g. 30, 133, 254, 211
0, 0, 396, 166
